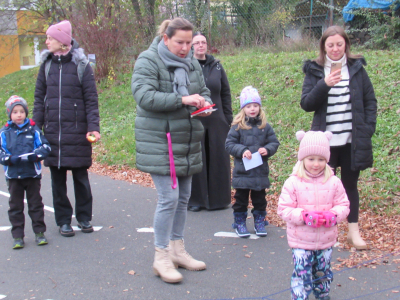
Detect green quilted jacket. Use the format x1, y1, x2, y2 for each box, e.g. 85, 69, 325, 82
131, 36, 212, 176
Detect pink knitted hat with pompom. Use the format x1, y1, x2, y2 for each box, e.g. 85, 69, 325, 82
46, 20, 72, 46
296, 130, 332, 162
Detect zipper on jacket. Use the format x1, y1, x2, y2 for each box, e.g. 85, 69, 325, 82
74, 103, 78, 128
314, 178, 321, 250
45, 100, 49, 129
58, 58, 62, 169
186, 108, 192, 176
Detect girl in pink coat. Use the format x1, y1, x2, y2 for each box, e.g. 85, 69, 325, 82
278, 131, 349, 300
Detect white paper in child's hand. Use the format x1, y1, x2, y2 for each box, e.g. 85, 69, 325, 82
242, 152, 263, 171
19, 152, 34, 161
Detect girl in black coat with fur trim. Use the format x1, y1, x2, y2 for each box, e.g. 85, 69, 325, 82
226, 86, 279, 238
33, 20, 100, 238
300, 26, 377, 250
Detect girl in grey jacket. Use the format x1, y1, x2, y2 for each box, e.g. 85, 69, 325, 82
225, 86, 279, 238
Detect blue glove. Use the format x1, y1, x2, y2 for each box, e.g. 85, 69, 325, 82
9, 156, 21, 165
27, 154, 39, 162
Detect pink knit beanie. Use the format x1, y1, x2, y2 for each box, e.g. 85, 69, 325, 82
296, 130, 332, 162
46, 20, 72, 46
240, 86, 261, 109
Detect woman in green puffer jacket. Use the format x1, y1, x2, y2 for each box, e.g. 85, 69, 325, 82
131, 17, 212, 284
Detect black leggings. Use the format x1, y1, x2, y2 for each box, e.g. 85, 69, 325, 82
328, 144, 360, 223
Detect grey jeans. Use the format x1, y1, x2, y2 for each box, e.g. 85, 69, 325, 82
151, 174, 192, 248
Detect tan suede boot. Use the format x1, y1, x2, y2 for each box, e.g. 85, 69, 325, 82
153, 247, 183, 283
347, 223, 368, 250
169, 239, 206, 271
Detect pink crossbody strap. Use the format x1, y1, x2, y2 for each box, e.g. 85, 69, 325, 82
166, 133, 177, 189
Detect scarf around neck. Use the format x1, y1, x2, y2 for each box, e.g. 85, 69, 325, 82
158, 40, 192, 96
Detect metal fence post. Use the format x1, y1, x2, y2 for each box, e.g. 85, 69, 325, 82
208, 0, 211, 50
309, 0, 313, 36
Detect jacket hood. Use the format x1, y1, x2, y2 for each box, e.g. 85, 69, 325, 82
40, 38, 87, 65
204, 54, 220, 66
149, 36, 161, 53
302, 57, 367, 74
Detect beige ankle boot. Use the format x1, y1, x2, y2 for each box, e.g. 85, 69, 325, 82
153, 247, 183, 283
347, 223, 368, 250
169, 239, 206, 271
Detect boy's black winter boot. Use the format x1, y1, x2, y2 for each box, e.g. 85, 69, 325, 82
232, 212, 250, 238
12, 238, 24, 249
252, 210, 269, 237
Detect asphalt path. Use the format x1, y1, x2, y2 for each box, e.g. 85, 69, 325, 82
0, 167, 399, 300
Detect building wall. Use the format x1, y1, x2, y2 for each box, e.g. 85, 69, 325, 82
0, 35, 20, 78
0, 10, 46, 78
19, 37, 35, 66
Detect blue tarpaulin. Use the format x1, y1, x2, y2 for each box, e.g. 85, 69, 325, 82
343, 0, 400, 22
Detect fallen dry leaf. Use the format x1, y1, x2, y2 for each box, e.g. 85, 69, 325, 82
392, 290, 399, 293
348, 277, 356, 281
244, 254, 251, 258
370, 167, 379, 174
128, 270, 135, 275
120, 247, 126, 251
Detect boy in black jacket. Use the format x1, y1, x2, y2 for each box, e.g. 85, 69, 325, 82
0, 96, 51, 249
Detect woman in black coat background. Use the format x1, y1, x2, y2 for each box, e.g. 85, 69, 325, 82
301, 26, 377, 250
33, 20, 100, 237
188, 32, 233, 211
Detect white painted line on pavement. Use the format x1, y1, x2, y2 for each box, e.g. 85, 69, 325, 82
137, 227, 154, 233
0, 295, 6, 299
214, 231, 260, 240
0, 226, 11, 231
72, 226, 103, 232
0, 190, 75, 218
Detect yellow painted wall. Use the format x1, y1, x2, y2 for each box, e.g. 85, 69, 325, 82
19, 38, 35, 66
17, 11, 46, 36
0, 35, 20, 78
0, 11, 46, 77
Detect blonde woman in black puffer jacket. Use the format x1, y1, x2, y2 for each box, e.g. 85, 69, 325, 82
33, 20, 100, 238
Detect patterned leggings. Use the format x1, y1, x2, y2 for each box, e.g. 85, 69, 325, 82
291, 248, 333, 300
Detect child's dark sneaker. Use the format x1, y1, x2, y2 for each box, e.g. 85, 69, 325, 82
35, 232, 48, 246
316, 296, 330, 300
12, 238, 24, 249
252, 210, 269, 237
232, 212, 250, 238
